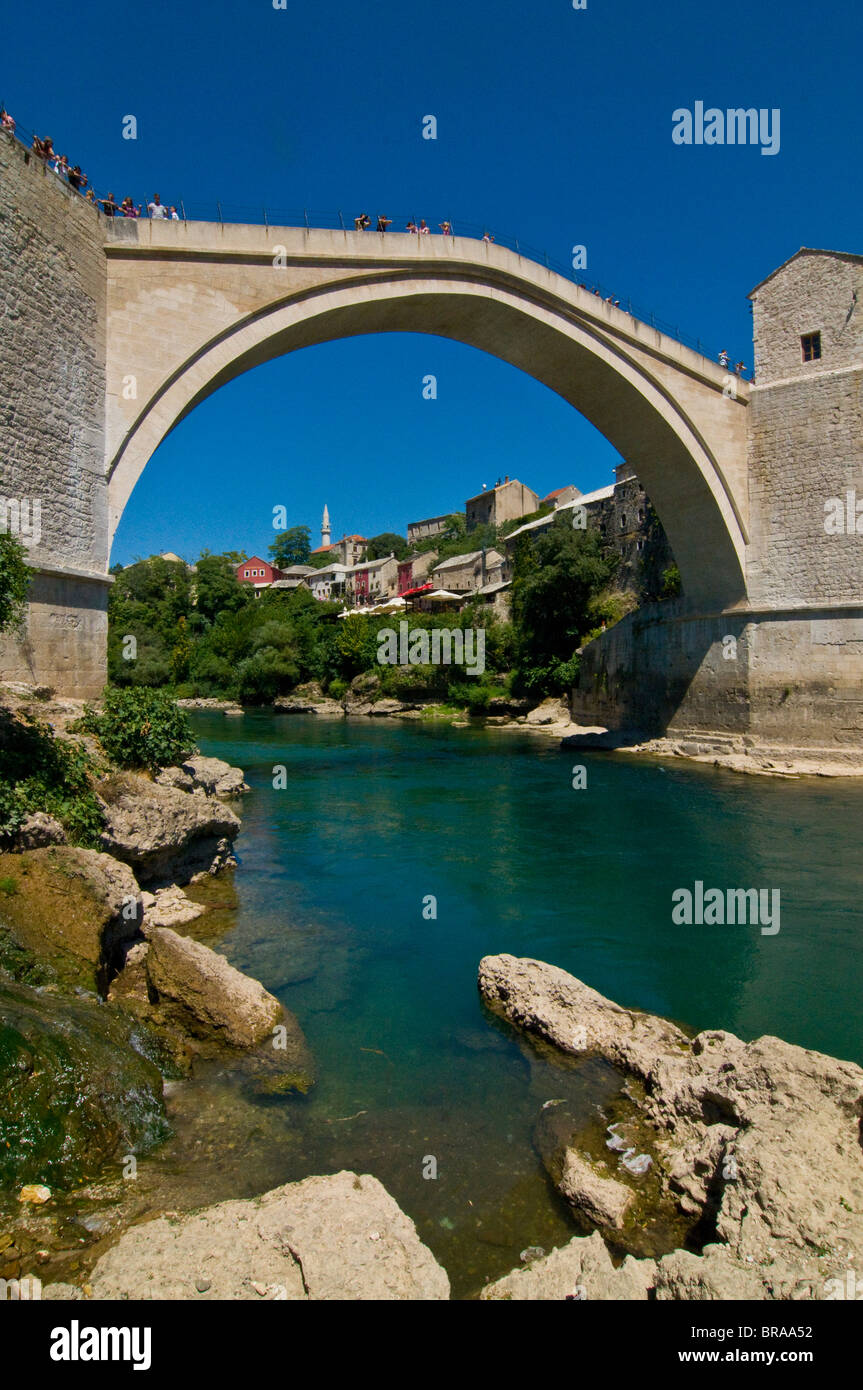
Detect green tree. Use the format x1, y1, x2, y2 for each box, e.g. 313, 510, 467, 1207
366, 532, 408, 561
269, 526, 312, 568
511, 518, 616, 694
194, 552, 250, 623
0, 534, 32, 633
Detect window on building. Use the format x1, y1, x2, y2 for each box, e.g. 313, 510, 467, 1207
801, 331, 821, 363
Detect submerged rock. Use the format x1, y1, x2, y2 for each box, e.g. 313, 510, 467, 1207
81, 1171, 450, 1300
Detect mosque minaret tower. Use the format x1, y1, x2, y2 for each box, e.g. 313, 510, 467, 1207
321, 503, 331, 549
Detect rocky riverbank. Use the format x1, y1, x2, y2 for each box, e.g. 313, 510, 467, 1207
180, 683, 863, 776
477, 954, 863, 1300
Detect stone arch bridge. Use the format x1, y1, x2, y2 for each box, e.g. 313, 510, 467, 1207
2, 136, 861, 748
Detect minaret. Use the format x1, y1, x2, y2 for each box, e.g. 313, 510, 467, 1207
321, 503, 331, 549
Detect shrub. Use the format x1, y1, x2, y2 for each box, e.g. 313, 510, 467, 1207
0, 709, 104, 847
0, 533, 31, 634
78, 688, 196, 772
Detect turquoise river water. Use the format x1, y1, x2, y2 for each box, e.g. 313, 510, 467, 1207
169, 711, 863, 1296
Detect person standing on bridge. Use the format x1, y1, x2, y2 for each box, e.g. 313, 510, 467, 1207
406, 219, 418, 233
354, 213, 371, 230
67, 165, 88, 194
121, 196, 141, 218
718, 348, 730, 368
439, 220, 452, 236
376, 214, 392, 232
147, 194, 168, 219
0, 108, 16, 134
418, 219, 430, 234
100, 192, 119, 217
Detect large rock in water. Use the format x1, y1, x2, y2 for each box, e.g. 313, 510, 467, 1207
97, 773, 240, 887
0, 847, 142, 991
84, 1171, 450, 1300
144, 927, 283, 1048
479, 954, 863, 1298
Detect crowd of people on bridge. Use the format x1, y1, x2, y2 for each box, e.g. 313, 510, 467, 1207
1, 109, 181, 222
1, 105, 748, 376
353, 213, 459, 237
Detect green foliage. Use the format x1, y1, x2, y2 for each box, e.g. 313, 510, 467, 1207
0, 710, 104, 847
661, 563, 682, 598
269, 525, 312, 568
0, 533, 32, 634
510, 517, 616, 697
366, 532, 409, 561
78, 688, 196, 773
194, 552, 250, 623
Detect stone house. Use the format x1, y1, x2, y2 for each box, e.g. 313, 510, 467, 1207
431, 548, 506, 594
465, 477, 539, 531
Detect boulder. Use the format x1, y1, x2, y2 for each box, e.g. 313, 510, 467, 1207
481, 1231, 654, 1301
86, 1171, 450, 1300
479, 954, 863, 1294
557, 1150, 634, 1229
97, 773, 240, 887
156, 755, 248, 797
0, 847, 142, 991
12, 813, 66, 850
525, 697, 571, 726
141, 885, 206, 931
478, 953, 686, 1080
145, 927, 283, 1048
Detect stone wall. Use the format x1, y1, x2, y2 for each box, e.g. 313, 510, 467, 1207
0, 132, 109, 696
746, 251, 863, 609
571, 602, 863, 748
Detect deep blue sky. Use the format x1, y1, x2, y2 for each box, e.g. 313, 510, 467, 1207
5, 0, 860, 564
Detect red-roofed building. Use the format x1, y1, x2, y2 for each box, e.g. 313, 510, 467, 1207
542, 485, 582, 509
235, 555, 287, 593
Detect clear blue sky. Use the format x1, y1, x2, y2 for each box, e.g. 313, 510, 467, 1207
5, 0, 860, 564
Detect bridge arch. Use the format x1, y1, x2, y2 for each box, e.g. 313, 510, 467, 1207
105, 229, 750, 609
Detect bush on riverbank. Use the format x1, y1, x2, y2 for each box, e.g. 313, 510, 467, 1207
77, 687, 196, 773
0, 707, 103, 847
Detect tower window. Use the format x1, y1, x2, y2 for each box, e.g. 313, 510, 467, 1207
801, 332, 821, 363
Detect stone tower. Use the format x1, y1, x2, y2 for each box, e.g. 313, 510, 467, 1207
321, 504, 331, 549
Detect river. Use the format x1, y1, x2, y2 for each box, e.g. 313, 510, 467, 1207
172, 710, 863, 1295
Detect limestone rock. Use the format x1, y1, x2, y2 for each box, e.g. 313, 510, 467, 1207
478, 953, 686, 1080
145, 927, 282, 1048
142, 884, 206, 931
0, 847, 142, 990
557, 1150, 634, 1229
525, 697, 571, 726
481, 1231, 654, 1301
156, 755, 249, 797
13, 812, 66, 849
97, 773, 240, 886
274, 694, 345, 716
87, 1171, 450, 1300
479, 954, 863, 1293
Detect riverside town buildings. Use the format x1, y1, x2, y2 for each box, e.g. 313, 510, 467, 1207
235, 468, 671, 608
